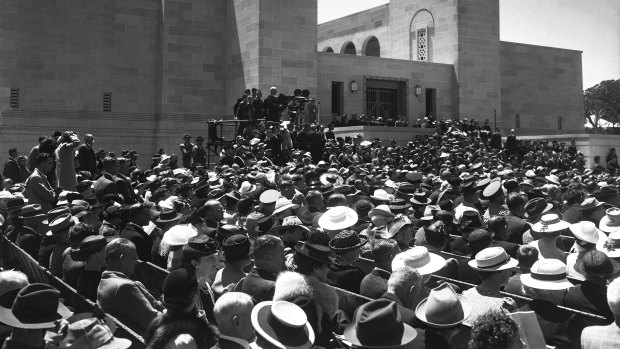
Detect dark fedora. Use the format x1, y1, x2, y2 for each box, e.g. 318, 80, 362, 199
222, 234, 251, 263
18, 204, 44, 219
43, 206, 71, 225
329, 230, 368, 253
256, 216, 276, 235
155, 208, 182, 224
70, 235, 108, 262
343, 299, 417, 348
0, 283, 72, 329
575, 249, 620, 281
182, 235, 219, 258
294, 242, 332, 265
524, 198, 552, 218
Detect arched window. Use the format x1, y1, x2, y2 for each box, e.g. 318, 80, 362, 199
341, 42, 357, 55
323, 47, 334, 53
409, 9, 435, 62
363, 36, 380, 57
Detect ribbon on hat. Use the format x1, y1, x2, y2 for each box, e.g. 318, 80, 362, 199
539, 216, 561, 232
476, 255, 510, 269
530, 271, 567, 281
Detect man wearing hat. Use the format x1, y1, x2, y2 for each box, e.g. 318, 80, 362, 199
504, 192, 530, 244
47, 213, 75, 277
14, 204, 46, 259
235, 235, 285, 303
71, 235, 108, 302
213, 234, 252, 298
0, 283, 72, 349
343, 298, 418, 349
327, 230, 368, 293
415, 283, 471, 349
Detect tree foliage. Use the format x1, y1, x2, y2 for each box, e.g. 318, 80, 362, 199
584, 79, 620, 130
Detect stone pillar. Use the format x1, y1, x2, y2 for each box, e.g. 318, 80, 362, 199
455, 0, 501, 123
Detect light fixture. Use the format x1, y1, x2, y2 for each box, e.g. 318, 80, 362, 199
414, 85, 422, 97
350, 80, 358, 94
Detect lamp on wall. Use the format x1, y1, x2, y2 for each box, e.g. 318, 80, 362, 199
350, 80, 358, 94
414, 85, 422, 97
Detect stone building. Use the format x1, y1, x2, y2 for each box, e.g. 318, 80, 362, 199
0, 0, 584, 166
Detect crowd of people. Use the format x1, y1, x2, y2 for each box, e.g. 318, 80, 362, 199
0, 116, 619, 349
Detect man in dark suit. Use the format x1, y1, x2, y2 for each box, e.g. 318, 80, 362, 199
504, 192, 530, 244
76, 134, 97, 175
119, 203, 154, 262
235, 235, 285, 302
97, 238, 162, 336
2, 148, 20, 183
15, 204, 46, 259
360, 239, 399, 299
581, 277, 620, 349
379, 268, 425, 328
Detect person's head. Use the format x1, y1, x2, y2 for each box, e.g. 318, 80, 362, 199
35, 152, 54, 174
237, 197, 254, 216
214, 292, 255, 341
386, 268, 424, 309
516, 245, 538, 272
469, 311, 522, 349
477, 268, 511, 288
305, 190, 324, 211
253, 235, 285, 275
182, 236, 223, 284
104, 238, 138, 276
294, 251, 330, 282
0, 270, 28, 295
8, 148, 17, 158
594, 155, 601, 164
486, 215, 506, 239
506, 192, 527, 216
326, 193, 347, 208
371, 239, 400, 269
203, 200, 224, 222
84, 134, 94, 145
102, 156, 119, 175
127, 203, 151, 226
68, 222, 97, 248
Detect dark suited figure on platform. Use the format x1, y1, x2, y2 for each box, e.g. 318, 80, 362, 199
234, 89, 255, 137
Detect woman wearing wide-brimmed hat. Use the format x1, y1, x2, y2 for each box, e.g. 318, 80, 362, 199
326, 230, 368, 293
529, 214, 570, 262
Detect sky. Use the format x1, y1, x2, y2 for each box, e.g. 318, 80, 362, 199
317, 0, 620, 89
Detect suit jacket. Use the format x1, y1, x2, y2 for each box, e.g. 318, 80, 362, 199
76, 143, 97, 175
505, 212, 529, 244
15, 226, 42, 260
120, 223, 153, 262
2, 157, 20, 183
216, 335, 252, 349
581, 323, 620, 349
234, 268, 277, 303
97, 271, 161, 336
327, 263, 366, 294
25, 168, 55, 213
563, 281, 614, 322
360, 268, 390, 299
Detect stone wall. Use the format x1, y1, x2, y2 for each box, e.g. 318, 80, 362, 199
500, 42, 584, 131
0, 0, 162, 113
162, 0, 227, 115
317, 53, 456, 125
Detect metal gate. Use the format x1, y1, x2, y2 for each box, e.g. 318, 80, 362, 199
366, 88, 399, 119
